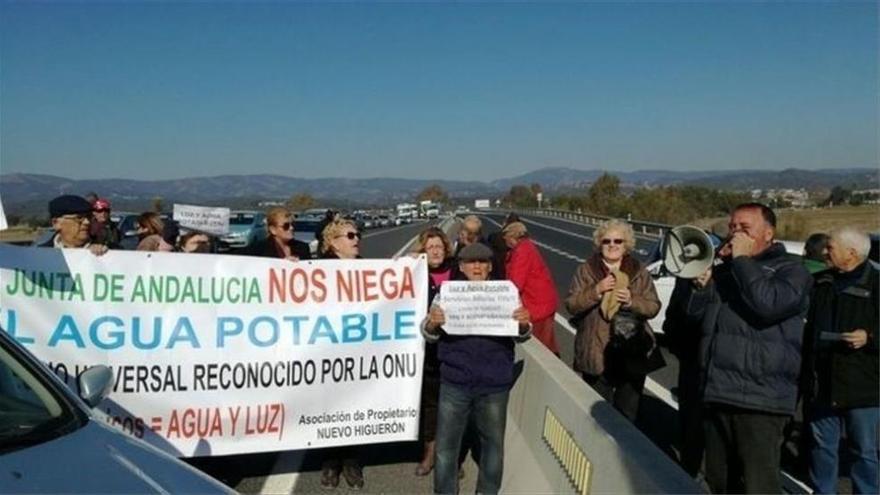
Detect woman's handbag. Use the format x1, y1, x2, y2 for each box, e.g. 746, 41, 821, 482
609, 309, 653, 356
607, 309, 667, 376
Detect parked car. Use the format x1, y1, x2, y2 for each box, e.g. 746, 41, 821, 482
0, 329, 232, 493
218, 211, 267, 251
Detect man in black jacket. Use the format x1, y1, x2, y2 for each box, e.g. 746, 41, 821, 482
686, 203, 812, 494
803, 227, 878, 495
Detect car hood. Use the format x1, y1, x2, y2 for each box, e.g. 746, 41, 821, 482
0, 420, 233, 494
224, 224, 253, 235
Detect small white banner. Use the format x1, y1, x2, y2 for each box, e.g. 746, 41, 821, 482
437, 280, 521, 337
173, 204, 231, 236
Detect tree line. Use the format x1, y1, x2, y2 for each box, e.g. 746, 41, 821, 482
503, 173, 751, 226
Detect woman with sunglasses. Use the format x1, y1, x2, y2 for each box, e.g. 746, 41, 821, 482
565, 219, 660, 422
246, 207, 311, 260
318, 218, 364, 490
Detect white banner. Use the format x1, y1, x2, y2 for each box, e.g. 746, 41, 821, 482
0, 244, 427, 457
173, 204, 231, 235
437, 281, 520, 336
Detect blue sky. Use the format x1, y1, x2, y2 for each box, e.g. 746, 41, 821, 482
1, 1, 876, 181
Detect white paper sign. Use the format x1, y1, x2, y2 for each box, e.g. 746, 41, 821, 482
0, 244, 427, 457
437, 280, 520, 336
173, 204, 230, 235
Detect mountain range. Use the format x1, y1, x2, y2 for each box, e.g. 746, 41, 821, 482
1, 167, 876, 216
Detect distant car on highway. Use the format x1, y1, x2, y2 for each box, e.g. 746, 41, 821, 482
219, 211, 266, 251
0, 329, 232, 493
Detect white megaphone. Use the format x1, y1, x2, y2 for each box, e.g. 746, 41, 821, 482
663, 225, 715, 279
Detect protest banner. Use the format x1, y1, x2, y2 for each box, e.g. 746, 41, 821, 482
173, 204, 231, 236
0, 244, 428, 457
437, 280, 520, 336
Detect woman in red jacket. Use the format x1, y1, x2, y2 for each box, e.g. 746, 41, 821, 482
502, 221, 559, 355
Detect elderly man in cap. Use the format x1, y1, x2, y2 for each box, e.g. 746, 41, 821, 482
423, 242, 532, 494
803, 227, 878, 495
40, 195, 108, 256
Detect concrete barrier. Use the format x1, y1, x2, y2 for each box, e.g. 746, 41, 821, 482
502, 339, 702, 494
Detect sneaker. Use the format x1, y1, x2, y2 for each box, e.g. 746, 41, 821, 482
342, 463, 365, 490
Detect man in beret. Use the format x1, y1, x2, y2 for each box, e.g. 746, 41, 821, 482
423, 242, 532, 494
39, 195, 108, 256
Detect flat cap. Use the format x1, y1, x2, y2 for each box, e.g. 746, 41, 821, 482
48, 195, 92, 219
458, 242, 493, 261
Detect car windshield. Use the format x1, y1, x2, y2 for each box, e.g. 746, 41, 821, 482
229, 214, 256, 225
0, 334, 83, 454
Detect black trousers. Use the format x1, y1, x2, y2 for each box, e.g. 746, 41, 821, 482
582, 372, 646, 422
703, 404, 789, 494
677, 362, 704, 477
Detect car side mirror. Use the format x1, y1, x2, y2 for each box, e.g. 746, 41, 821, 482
77, 365, 113, 408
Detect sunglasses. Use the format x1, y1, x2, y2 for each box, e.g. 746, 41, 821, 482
601, 238, 625, 245
93, 208, 109, 213
275, 222, 294, 230
337, 231, 361, 240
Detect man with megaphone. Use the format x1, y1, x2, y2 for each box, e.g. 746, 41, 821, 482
676, 202, 812, 494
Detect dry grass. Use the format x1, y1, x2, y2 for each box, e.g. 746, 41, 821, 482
694, 205, 880, 241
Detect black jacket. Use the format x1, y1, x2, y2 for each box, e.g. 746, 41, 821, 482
803, 261, 879, 409
686, 243, 813, 415
245, 237, 311, 260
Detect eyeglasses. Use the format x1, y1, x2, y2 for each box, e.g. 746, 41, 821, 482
93, 208, 109, 213
60, 214, 90, 223
275, 222, 294, 231
601, 238, 625, 245
337, 231, 361, 240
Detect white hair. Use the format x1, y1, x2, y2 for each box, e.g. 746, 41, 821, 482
830, 227, 871, 260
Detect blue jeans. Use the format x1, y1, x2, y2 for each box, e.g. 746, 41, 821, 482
434, 383, 509, 494
809, 406, 879, 494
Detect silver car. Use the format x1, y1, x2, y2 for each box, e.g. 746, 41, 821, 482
0, 330, 234, 494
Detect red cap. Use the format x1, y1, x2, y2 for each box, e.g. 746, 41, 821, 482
93, 198, 111, 210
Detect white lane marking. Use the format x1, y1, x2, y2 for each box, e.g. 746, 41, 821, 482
482, 214, 650, 259
484, 214, 590, 263
520, 211, 659, 242
553, 313, 812, 495
260, 217, 456, 495
553, 314, 676, 410
362, 220, 428, 239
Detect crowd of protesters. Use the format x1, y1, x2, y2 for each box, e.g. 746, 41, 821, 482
35, 193, 877, 494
